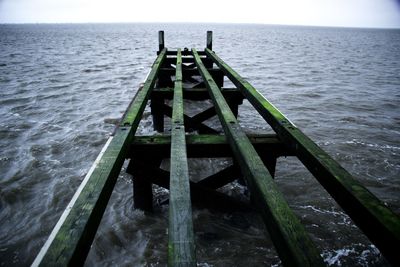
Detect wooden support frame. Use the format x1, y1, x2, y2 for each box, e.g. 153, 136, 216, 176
33, 31, 399, 267
192, 49, 324, 266
205, 48, 400, 266
139, 164, 252, 212
168, 49, 196, 266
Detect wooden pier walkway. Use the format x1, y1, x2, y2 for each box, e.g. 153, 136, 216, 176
33, 31, 400, 266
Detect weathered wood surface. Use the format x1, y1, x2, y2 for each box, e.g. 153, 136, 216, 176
139, 164, 253, 212
32, 48, 167, 267
129, 134, 291, 159
162, 103, 218, 134
168, 49, 196, 266
152, 87, 243, 101
192, 49, 324, 266
206, 31, 213, 50
205, 48, 400, 266
158, 30, 165, 51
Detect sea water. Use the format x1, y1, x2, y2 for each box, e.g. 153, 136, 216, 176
0, 23, 399, 266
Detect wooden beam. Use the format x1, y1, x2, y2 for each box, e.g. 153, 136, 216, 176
159, 67, 223, 77
162, 104, 218, 134
143, 167, 252, 212
160, 50, 206, 56
152, 87, 244, 102
32, 49, 168, 267
190, 106, 216, 125
192, 49, 324, 267
168, 49, 196, 266
197, 165, 241, 189
128, 134, 292, 159
205, 48, 400, 266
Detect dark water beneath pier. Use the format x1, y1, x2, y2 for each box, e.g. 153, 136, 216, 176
0, 23, 399, 266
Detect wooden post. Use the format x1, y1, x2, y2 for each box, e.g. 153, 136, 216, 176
226, 97, 239, 118
159, 30, 165, 51
127, 159, 157, 212
151, 96, 164, 132
206, 31, 212, 50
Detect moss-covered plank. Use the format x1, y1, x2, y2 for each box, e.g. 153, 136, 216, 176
205, 48, 400, 266
152, 87, 243, 102
32, 49, 167, 267
129, 134, 291, 159
192, 49, 324, 267
168, 49, 196, 267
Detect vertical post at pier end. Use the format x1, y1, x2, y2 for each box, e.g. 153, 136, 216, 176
207, 31, 213, 50
159, 31, 165, 51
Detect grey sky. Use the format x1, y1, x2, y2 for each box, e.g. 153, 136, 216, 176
0, 0, 399, 28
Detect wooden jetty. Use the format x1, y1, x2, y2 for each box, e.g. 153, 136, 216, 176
32, 31, 400, 266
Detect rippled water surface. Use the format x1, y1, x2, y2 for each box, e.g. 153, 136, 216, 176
0, 23, 399, 266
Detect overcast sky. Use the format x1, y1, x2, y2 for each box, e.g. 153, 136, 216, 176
0, 0, 399, 28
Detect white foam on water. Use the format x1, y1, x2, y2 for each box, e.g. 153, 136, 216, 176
323, 247, 355, 266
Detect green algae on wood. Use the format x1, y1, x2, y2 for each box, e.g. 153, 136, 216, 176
205, 48, 400, 266
192, 48, 324, 267
32, 49, 167, 267
168, 49, 196, 267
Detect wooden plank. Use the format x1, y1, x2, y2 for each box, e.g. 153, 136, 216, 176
168, 49, 196, 266
192, 49, 324, 267
152, 87, 243, 101
129, 134, 292, 159
160, 50, 206, 56
32, 49, 167, 267
159, 67, 224, 78
205, 48, 400, 266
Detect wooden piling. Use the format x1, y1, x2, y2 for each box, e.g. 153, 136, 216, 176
159, 30, 165, 51
206, 31, 212, 50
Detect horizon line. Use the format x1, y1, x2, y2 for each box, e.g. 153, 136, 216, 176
1, 21, 399, 30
